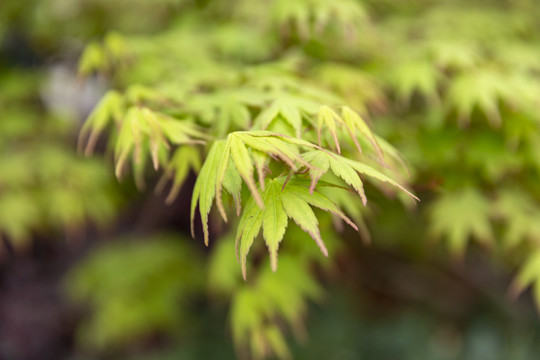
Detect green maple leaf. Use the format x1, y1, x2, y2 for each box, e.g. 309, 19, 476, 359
210, 98, 251, 136
78, 90, 125, 155
190, 132, 309, 245
493, 188, 540, 249
271, 0, 367, 39
192, 130, 417, 255
212, 131, 318, 222
235, 178, 358, 279
185, 89, 268, 136
230, 254, 320, 359
464, 132, 522, 182
389, 60, 441, 106
429, 188, 493, 256
262, 180, 289, 271
318, 185, 371, 243
255, 96, 320, 137
316, 105, 343, 154
314, 106, 388, 164
447, 68, 513, 126
190, 141, 224, 245
156, 146, 201, 204
511, 248, 540, 308
78, 42, 108, 76
427, 40, 479, 70
302, 150, 418, 202
113, 107, 207, 183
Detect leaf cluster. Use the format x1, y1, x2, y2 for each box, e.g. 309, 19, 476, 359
71, 0, 540, 357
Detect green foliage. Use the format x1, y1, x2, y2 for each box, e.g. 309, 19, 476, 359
236, 177, 358, 278
270, 0, 368, 40
429, 188, 493, 256
494, 188, 540, 249
512, 248, 540, 308
365, 0, 540, 329
76, 1, 419, 354
0, 70, 119, 252
230, 255, 322, 359
65, 235, 204, 349
9, 0, 538, 358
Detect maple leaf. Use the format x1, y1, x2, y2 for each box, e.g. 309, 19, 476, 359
190, 141, 224, 245
78, 42, 108, 76
429, 188, 493, 256
302, 150, 418, 202
318, 185, 372, 243
312, 106, 392, 166
271, 0, 367, 39
493, 188, 540, 249
112, 107, 207, 183
511, 248, 540, 308
235, 177, 358, 279
230, 255, 321, 359
255, 96, 319, 137
464, 132, 522, 182
190, 132, 312, 245
78, 90, 125, 155
185, 89, 268, 136
191, 130, 417, 254
427, 40, 480, 70
155, 146, 201, 204
388, 60, 441, 107
446, 68, 513, 126
206, 131, 318, 222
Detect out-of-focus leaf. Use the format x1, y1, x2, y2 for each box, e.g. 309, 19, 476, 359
429, 188, 493, 256
65, 235, 204, 349
79, 90, 125, 155
78, 42, 107, 76
389, 60, 441, 106
230, 254, 321, 360
493, 188, 540, 249
158, 146, 201, 204
447, 69, 513, 126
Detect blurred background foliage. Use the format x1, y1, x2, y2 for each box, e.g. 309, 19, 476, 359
3, 0, 540, 359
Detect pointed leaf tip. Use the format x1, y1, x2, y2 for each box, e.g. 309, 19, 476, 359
281, 188, 328, 258
190, 141, 222, 246
230, 134, 264, 209
262, 180, 288, 272
215, 138, 232, 222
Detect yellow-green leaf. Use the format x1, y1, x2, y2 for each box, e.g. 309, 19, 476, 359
236, 195, 264, 279
230, 134, 263, 208
190, 141, 224, 245
328, 155, 367, 206
342, 106, 383, 161
223, 159, 243, 215
302, 150, 330, 193
160, 146, 201, 204
317, 105, 342, 153
344, 157, 419, 201
79, 90, 124, 155
286, 183, 358, 231
262, 180, 288, 271
281, 188, 328, 257
215, 137, 232, 221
